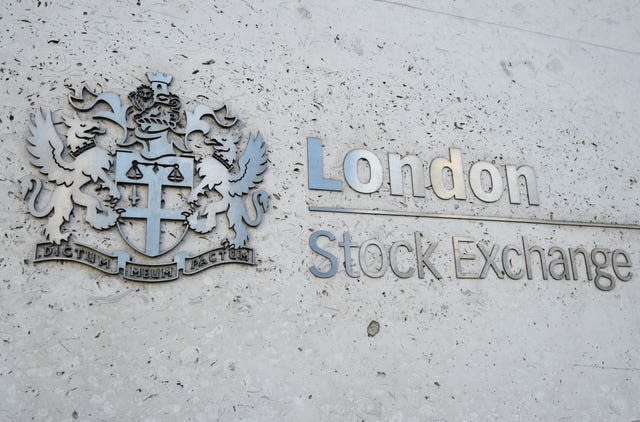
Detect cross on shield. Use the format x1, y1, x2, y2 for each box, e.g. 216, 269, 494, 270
115, 151, 194, 257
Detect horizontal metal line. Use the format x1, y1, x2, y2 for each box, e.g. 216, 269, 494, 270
308, 206, 640, 230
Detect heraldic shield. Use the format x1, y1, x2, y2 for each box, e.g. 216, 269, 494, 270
115, 151, 194, 257
20, 71, 270, 282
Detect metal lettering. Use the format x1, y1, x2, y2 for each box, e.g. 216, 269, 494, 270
388, 153, 426, 197
506, 165, 540, 205
182, 246, 255, 275
612, 249, 632, 282
569, 248, 594, 281
548, 246, 571, 280
389, 241, 415, 279
359, 239, 388, 278
190, 257, 206, 270
452, 236, 477, 279
343, 149, 383, 193
39, 245, 51, 258
124, 262, 178, 282
338, 232, 360, 278
430, 148, 466, 200
502, 244, 523, 280
469, 161, 503, 203
522, 237, 549, 280
98, 257, 110, 268
415, 232, 442, 279
591, 248, 614, 291
309, 230, 338, 278
307, 137, 343, 191
478, 242, 504, 279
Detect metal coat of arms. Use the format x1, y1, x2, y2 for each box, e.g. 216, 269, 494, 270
20, 72, 269, 282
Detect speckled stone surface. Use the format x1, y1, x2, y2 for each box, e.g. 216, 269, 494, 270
0, 1, 638, 420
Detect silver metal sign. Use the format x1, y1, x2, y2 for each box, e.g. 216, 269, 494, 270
20, 71, 270, 282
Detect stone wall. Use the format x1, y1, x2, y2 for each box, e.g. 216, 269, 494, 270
0, 1, 638, 420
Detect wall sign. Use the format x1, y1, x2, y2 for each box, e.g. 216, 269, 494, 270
20, 72, 270, 282
306, 138, 636, 291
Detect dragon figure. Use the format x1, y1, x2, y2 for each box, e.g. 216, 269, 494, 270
19, 109, 121, 243
187, 132, 270, 248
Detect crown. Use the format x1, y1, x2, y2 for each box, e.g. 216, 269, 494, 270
146, 71, 173, 85
69, 140, 96, 157
212, 151, 233, 170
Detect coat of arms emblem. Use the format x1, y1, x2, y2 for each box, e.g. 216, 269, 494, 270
20, 72, 270, 281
